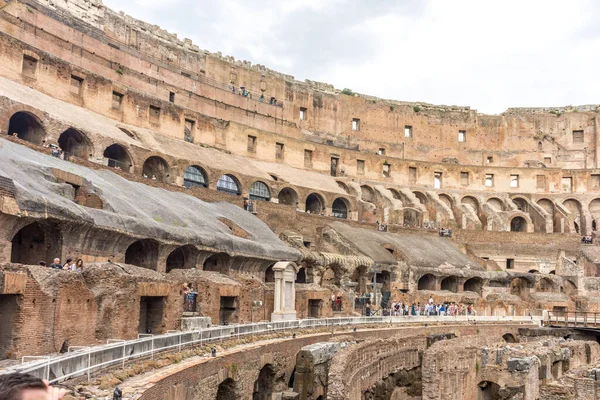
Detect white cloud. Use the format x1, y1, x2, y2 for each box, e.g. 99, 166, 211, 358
102, 0, 600, 113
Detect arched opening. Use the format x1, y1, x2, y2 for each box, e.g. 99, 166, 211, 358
528, 269, 539, 274
478, 381, 501, 400
403, 208, 420, 226
253, 364, 275, 400
512, 198, 529, 213
360, 185, 375, 203
538, 277, 554, 293
332, 198, 349, 219
417, 274, 436, 291
203, 253, 230, 274
464, 277, 483, 295
265, 265, 275, 283
216, 174, 241, 196
322, 265, 341, 287
103, 144, 133, 171
288, 367, 296, 389
250, 181, 271, 201
305, 193, 324, 214
461, 196, 480, 212
502, 333, 516, 343
336, 181, 349, 194
486, 197, 504, 211
125, 239, 159, 270
142, 156, 169, 182
563, 280, 577, 296
413, 191, 427, 205
563, 199, 583, 234
10, 221, 62, 265
58, 128, 90, 159
510, 278, 529, 297
7, 112, 45, 144
166, 245, 197, 272
373, 270, 392, 293
183, 165, 208, 188
440, 276, 458, 293
439, 193, 454, 209
510, 216, 527, 232
216, 378, 239, 400
277, 187, 298, 207
295, 267, 306, 283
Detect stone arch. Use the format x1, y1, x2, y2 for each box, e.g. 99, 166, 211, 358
440, 276, 458, 292
124, 239, 159, 270
57, 128, 91, 159
439, 193, 454, 209
305, 193, 325, 214
528, 269, 539, 274
203, 253, 230, 274
537, 198, 554, 215
332, 197, 350, 219
510, 216, 527, 232
510, 277, 530, 297
478, 381, 501, 400
183, 165, 208, 188
461, 195, 480, 211
512, 197, 529, 213
166, 245, 198, 272
216, 378, 240, 400
295, 266, 306, 283
322, 264, 342, 287
253, 364, 276, 400
403, 208, 421, 226
360, 185, 375, 203
103, 144, 133, 171
537, 277, 554, 293
278, 187, 298, 207
563, 280, 577, 296
590, 199, 600, 231
265, 264, 275, 283
417, 274, 436, 291
7, 111, 46, 144
216, 174, 242, 195
486, 197, 504, 211
413, 190, 427, 205
10, 221, 62, 265
142, 156, 170, 182
336, 181, 349, 194
502, 333, 516, 343
250, 181, 271, 201
563, 198, 583, 234
464, 277, 483, 295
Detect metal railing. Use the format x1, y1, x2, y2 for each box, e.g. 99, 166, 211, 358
544, 311, 600, 328
1, 315, 540, 384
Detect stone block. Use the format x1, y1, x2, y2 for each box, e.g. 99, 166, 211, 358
507, 356, 537, 372
180, 316, 211, 331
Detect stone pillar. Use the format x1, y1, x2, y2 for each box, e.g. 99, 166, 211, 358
271, 261, 297, 321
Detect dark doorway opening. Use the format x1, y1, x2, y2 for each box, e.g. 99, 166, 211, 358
125, 239, 159, 270
308, 299, 321, 318
216, 378, 239, 400
478, 381, 501, 400
138, 296, 165, 334
0, 295, 20, 360
8, 112, 45, 144
58, 128, 90, 159
220, 296, 238, 325
103, 144, 132, 172
10, 221, 61, 266
253, 364, 275, 400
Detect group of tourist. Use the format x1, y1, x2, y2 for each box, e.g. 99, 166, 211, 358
330, 293, 343, 311
43, 257, 84, 272
389, 300, 476, 317
582, 235, 593, 244
182, 283, 198, 312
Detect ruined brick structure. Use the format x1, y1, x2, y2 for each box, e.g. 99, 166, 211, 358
3, 0, 600, 398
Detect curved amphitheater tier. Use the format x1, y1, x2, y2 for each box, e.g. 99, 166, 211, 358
1, 1, 600, 399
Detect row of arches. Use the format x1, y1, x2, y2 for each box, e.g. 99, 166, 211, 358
417, 274, 484, 295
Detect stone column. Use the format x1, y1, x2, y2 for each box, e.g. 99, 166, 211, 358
271, 261, 297, 321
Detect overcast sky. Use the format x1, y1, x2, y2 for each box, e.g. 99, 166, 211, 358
102, 0, 600, 114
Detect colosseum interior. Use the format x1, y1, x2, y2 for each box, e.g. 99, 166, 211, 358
1, 1, 600, 399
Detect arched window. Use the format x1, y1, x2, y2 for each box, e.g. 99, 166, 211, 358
510, 216, 527, 232
305, 193, 324, 214
103, 144, 133, 171
183, 166, 207, 188
278, 187, 298, 206
217, 174, 241, 195
250, 181, 271, 201
332, 198, 349, 219
7, 112, 46, 145
58, 128, 90, 159
142, 156, 169, 182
